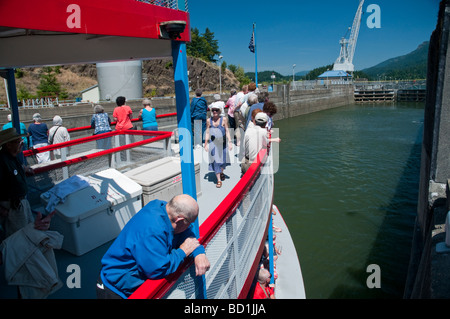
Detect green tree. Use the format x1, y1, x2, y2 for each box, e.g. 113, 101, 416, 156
221, 61, 227, 73
15, 68, 25, 79
228, 64, 238, 74
37, 66, 68, 98
186, 27, 221, 63
186, 28, 203, 58
353, 70, 371, 80
202, 28, 220, 62
303, 64, 334, 80
16, 85, 35, 101
233, 66, 251, 86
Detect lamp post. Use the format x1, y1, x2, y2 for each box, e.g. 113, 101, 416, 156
292, 64, 296, 90
326, 68, 329, 89
219, 55, 223, 95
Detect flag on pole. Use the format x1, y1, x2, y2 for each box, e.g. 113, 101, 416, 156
248, 30, 255, 53
249, 23, 257, 85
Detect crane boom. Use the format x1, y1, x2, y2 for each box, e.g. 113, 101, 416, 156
333, 0, 364, 73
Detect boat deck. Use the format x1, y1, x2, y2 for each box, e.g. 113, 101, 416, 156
0, 144, 305, 299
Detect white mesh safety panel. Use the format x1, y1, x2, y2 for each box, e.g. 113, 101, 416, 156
163, 152, 274, 299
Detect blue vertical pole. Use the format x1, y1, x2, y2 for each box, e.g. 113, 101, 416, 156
172, 40, 207, 299
1, 68, 24, 163
2, 69, 20, 133
254, 23, 258, 87
171, 43, 197, 203
174, 0, 197, 223
268, 213, 275, 285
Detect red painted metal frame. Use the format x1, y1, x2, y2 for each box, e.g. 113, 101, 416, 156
67, 112, 177, 133
128, 148, 269, 299
0, 0, 190, 42
24, 130, 172, 175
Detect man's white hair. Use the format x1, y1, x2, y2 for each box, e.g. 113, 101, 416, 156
257, 268, 271, 284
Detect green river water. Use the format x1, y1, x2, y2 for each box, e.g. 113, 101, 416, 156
273, 102, 424, 298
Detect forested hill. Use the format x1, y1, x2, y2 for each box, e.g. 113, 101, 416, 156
244, 71, 291, 83
361, 41, 429, 80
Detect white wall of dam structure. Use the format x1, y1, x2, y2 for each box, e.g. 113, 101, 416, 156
96, 60, 143, 101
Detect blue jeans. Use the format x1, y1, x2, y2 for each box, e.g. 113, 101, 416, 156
95, 130, 112, 149
143, 126, 158, 139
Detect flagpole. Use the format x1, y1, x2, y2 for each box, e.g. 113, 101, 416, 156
253, 23, 258, 86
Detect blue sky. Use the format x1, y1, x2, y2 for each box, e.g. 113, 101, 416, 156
188, 0, 440, 75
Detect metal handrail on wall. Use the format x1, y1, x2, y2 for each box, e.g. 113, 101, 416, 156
66, 112, 177, 134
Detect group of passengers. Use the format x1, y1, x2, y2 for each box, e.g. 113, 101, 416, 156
190, 83, 281, 188
95, 91, 281, 299
1, 95, 157, 166
0, 89, 279, 299
0, 95, 161, 298
97, 89, 280, 298
2, 113, 71, 164
90, 96, 158, 149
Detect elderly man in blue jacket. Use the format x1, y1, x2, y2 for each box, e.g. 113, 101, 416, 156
97, 194, 210, 299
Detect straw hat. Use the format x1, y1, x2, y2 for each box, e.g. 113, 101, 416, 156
0, 128, 26, 147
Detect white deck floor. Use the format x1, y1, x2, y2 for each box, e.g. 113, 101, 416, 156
194, 144, 243, 225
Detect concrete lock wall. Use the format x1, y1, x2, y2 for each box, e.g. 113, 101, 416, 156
403, 0, 450, 299
0, 85, 354, 138
270, 85, 354, 120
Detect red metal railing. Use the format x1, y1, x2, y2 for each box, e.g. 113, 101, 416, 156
67, 112, 177, 133
128, 148, 269, 299
23, 130, 172, 175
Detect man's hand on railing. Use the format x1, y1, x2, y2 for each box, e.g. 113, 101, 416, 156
179, 237, 200, 256
179, 237, 211, 276
194, 254, 210, 276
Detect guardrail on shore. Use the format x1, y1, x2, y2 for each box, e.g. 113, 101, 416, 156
354, 80, 427, 90
67, 112, 177, 133
353, 80, 427, 103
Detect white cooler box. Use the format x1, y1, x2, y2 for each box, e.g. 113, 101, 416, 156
42, 169, 142, 256
124, 157, 201, 206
